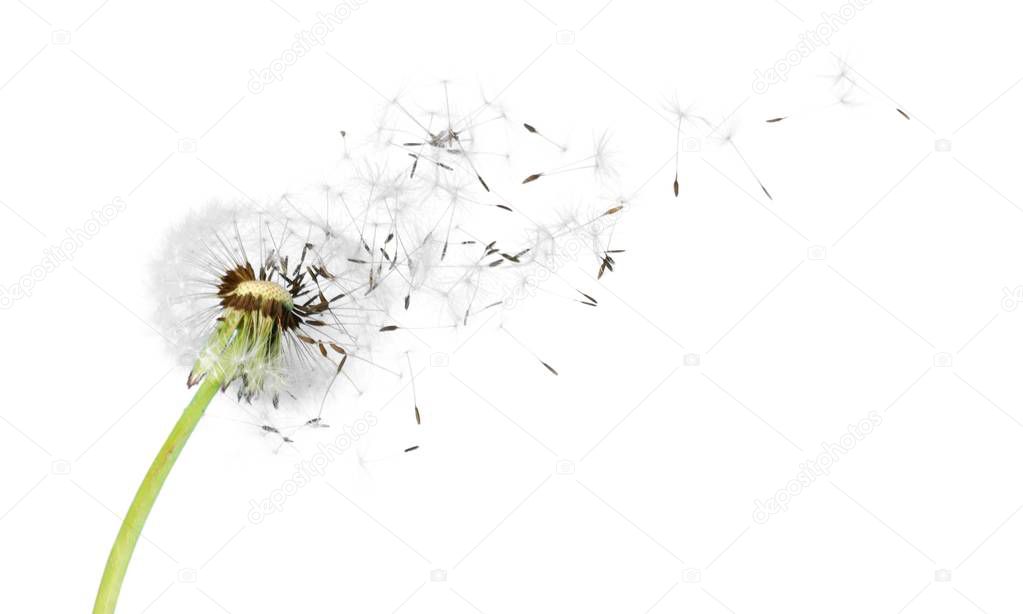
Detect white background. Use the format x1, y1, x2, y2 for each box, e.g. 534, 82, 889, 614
2, 0, 1023, 612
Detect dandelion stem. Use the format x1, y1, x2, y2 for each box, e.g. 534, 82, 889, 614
92, 375, 222, 614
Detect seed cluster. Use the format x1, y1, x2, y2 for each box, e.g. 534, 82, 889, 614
156, 82, 627, 448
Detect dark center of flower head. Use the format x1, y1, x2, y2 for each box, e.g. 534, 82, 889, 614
216, 263, 300, 331
190, 253, 347, 403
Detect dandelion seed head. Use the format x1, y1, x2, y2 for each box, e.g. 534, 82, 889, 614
154, 200, 374, 406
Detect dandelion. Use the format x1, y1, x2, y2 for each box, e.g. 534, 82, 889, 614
157, 202, 384, 402
93, 81, 626, 613
94, 202, 377, 613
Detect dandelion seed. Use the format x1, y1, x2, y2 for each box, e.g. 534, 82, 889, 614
576, 290, 598, 307
717, 127, 772, 200
819, 54, 908, 120
664, 95, 712, 130
406, 353, 421, 425
824, 55, 858, 89
523, 121, 568, 151
522, 131, 617, 185
598, 248, 624, 279
502, 327, 559, 376
339, 130, 350, 159
665, 95, 711, 198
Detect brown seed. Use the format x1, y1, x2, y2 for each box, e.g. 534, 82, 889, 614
186, 370, 202, 388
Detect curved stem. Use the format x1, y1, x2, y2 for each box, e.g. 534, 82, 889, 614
92, 376, 221, 614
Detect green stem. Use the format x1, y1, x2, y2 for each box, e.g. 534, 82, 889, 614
92, 376, 221, 614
